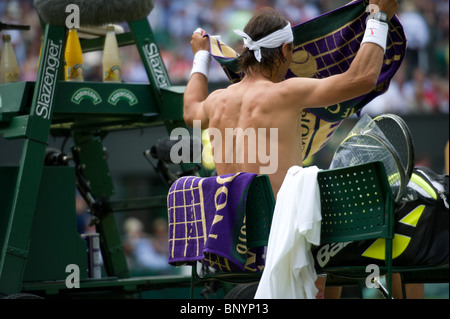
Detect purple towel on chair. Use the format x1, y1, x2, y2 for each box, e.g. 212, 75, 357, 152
168, 173, 265, 272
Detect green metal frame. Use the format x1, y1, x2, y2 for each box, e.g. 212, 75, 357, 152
0, 14, 192, 297
0, 166, 88, 284
0, 24, 66, 295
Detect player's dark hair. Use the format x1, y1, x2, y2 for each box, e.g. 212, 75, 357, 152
238, 8, 293, 79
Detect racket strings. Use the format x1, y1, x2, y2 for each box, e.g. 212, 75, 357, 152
331, 114, 415, 203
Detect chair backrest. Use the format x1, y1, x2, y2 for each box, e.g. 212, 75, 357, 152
245, 175, 276, 249
241, 162, 394, 249
318, 161, 395, 244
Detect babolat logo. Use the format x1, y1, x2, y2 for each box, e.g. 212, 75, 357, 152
315, 242, 352, 268
144, 43, 169, 89
36, 39, 62, 120
71, 88, 102, 105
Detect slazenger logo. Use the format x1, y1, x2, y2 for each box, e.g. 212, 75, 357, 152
143, 43, 169, 89
36, 39, 62, 120
71, 88, 102, 105
108, 89, 138, 106
316, 242, 352, 268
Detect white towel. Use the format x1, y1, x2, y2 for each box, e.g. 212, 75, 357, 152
255, 166, 322, 299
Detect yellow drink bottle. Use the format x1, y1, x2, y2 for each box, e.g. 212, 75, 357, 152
0, 34, 20, 84
102, 26, 121, 82
64, 28, 84, 81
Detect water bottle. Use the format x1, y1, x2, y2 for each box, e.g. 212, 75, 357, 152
102, 26, 121, 82
0, 34, 20, 84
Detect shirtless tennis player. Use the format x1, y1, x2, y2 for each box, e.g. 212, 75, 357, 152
184, 0, 399, 198
183, 0, 400, 299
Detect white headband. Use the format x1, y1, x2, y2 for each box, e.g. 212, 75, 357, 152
234, 23, 294, 62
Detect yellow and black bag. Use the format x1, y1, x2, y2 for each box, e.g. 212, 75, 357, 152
314, 167, 449, 270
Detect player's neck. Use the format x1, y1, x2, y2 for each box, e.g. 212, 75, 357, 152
243, 67, 281, 84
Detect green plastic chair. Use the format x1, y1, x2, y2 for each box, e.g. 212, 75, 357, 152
317, 161, 395, 299
317, 162, 449, 299
190, 162, 408, 299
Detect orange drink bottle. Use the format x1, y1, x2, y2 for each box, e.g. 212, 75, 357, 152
64, 28, 84, 81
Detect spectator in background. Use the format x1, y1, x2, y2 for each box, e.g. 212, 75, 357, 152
276, 0, 321, 25
399, 1, 430, 78
430, 75, 449, 114
150, 218, 170, 259
2, 0, 26, 64
403, 67, 447, 113
363, 64, 412, 116
123, 217, 172, 274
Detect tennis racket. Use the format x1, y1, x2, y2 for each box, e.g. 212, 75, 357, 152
371, 114, 415, 182
330, 114, 415, 203
331, 132, 407, 202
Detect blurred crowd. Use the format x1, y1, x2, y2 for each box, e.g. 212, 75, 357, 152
0, 0, 448, 116
148, 0, 449, 115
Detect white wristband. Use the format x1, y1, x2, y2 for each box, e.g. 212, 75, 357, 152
190, 50, 212, 79
361, 19, 389, 53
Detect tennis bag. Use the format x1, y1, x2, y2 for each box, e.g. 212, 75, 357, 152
313, 167, 449, 270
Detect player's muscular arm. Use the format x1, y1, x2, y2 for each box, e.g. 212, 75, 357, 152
284, 42, 385, 109
283, 0, 398, 110
184, 73, 209, 128
184, 29, 211, 128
